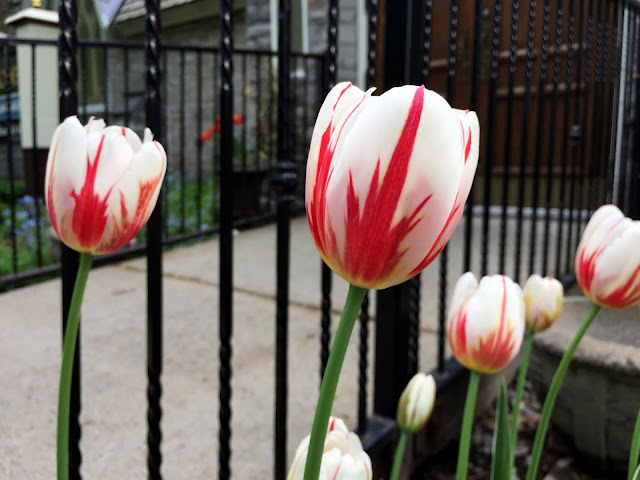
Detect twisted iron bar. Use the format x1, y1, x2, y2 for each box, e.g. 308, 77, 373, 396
321, 0, 339, 381
564, 0, 580, 274
542, 5, 564, 276
146, 370, 163, 478
499, 0, 519, 276
439, 0, 458, 373
357, 292, 369, 433
218, 1, 234, 478
59, 0, 78, 115
59, 2, 82, 479
529, 0, 550, 278
407, 274, 421, 375
367, 0, 378, 90
481, 0, 502, 277
423, 0, 433, 86
355, 0, 377, 434
144, 1, 163, 478
320, 268, 331, 381
514, 0, 536, 284
327, 0, 338, 90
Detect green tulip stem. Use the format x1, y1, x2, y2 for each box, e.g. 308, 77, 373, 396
511, 329, 534, 459
57, 252, 93, 480
302, 283, 367, 480
390, 430, 409, 480
525, 303, 601, 480
456, 369, 482, 480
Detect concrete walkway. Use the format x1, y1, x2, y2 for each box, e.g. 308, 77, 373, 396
0, 213, 568, 479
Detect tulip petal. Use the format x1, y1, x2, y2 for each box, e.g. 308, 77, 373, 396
45, 117, 167, 255
323, 85, 462, 288
575, 204, 640, 308
448, 271, 478, 319
448, 274, 524, 374
590, 222, 640, 307
94, 137, 166, 254
523, 274, 563, 332
46, 117, 89, 241
90, 130, 136, 198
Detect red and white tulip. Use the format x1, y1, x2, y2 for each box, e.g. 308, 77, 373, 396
447, 272, 525, 374
306, 83, 478, 289
523, 274, 563, 332
45, 116, 166, 255
287, 417, 372, 480
575, 204, 640, 309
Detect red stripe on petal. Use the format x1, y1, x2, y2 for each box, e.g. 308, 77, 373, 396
468, 277, 518, 372
99, 176, 160, 253
332, 458, 344, 480
332, 87, 429, 286
599, 263, 640, 308
464, 125, 472, 163
576, 245, 605, 296
307, 83, 362, 258
448, 309, 469, 367
409, 191, 461, 276
70, 134, 111, 251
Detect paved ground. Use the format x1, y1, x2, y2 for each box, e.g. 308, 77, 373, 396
0, 212, 574, 479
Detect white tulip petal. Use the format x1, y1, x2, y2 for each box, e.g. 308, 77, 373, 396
103, 125, 143, 152
48, 116, 89, 194
448, 271, 479, 319
591, 222, 640, 302
88, 131, 135, 198
325, 85, 462, 284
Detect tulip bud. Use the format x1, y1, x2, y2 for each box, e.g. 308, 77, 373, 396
287, 417, 372, 480
575, 204, 640, 309
306, 82, 478, 289
447, 272, 525, 374
396, 372, 436, 433
523, 274, 563, 332
45, 116, 166, 255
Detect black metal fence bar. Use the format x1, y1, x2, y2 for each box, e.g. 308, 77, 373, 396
57, 1, 83, 479
30, 44, 42, 268
565, 0, 580, 272
274, 0, 294, 478
144, 0, 164, 478
356, 0, 378, 435
500, 0, 519, 277
529, 0, 551, 278
514, 1, 536, 284
437, 0, 458, 374
218, 0, 234, 478
320, 0, 338, 382
481, 0, 502, 277
3, 0, 640, 478
464, 0, 482, 273
0, 38, 323, 290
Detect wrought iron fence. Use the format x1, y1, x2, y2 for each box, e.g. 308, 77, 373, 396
0, 37, 323, 289
1, 0, 640, 479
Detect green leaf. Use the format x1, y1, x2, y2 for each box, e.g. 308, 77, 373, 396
491, 380, 513, 480
632, 464, 640, 480
629, 408, 640, 480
